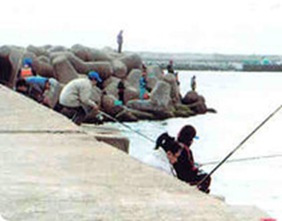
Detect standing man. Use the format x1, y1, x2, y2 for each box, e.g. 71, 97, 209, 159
117, 30, 123, 53
59, 71, 103, 125
167, 59, 175, 74
191, 75, 196, 91
167, 59, 180, 85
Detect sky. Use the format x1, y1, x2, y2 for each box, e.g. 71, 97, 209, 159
1, 0, 282, 55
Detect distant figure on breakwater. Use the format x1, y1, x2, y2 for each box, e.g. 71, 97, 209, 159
191, 75, 196, 91
59, 71, 103, 125
167, 59, 175, 74
117, 30, 123, 53
166, 59, 179, 85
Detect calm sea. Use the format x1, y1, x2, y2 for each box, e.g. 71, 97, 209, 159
104, 71, 282, 219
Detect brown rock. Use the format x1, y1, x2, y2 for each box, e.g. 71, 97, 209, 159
52, 55, 79, 84
119, 53, 142, 73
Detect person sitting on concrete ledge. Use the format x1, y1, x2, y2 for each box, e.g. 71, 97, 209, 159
155, 125, 211, 193
59, 71, 103, 125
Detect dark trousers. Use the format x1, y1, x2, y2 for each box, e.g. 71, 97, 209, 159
118, 91, 124, 104
118, 43, 122, 53
60, 105, 86, 125
189, 172, 211, 194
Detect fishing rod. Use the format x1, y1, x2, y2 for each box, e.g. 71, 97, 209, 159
200, 153, 282, 167
98, 110, 155, 143
99, 110, 178, 176
197, 104, 282, 188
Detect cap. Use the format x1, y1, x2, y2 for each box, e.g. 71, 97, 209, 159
88, 71, 102, 83
23, 58, 32, 67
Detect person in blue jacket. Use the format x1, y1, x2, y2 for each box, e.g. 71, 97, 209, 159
139, 64, 151, 100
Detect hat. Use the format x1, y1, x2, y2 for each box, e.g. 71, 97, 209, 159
88, 71, 102, 83
177, 125, 197, 144
23, 58, 32, 67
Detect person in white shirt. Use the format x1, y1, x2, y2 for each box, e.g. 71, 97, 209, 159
59, 71, 103, 125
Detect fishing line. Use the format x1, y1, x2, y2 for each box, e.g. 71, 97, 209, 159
201, 153, 282, 166
99, 110, 155, 143
197, 104, 282, 188
99, 110, 178, 176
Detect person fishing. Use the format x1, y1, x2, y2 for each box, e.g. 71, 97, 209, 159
139, 64, 150, 100
59, 71, 103, 125
155, 125, 211, 193
15, 78, 46, 104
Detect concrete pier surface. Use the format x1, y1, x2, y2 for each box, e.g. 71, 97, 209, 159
0, 85, 269, 221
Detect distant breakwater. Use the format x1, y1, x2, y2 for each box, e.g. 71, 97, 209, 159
139, 52, 282, 72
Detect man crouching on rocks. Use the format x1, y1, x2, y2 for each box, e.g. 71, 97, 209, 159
59, 71, 103, 125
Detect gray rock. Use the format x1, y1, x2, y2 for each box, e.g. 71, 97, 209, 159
127, 69, 142, 90
112, 59, 128, 78
163, 73, 181, 104
26, 45, 49, 57
71, 44, 112, 61
150, 81, 172, 108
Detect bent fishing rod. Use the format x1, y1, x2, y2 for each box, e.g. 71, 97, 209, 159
197, 104, 282, 188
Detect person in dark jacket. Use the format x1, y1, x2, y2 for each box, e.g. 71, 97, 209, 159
155, 125, 211, 193
167, 59, 175, 74
117, 79, 126, 104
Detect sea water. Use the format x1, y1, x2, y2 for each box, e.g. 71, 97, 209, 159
105, 71, 282, 219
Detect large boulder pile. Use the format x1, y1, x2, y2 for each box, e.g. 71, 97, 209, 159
0, 44, 213, 122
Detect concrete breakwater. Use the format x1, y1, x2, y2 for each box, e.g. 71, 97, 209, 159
0, 83, 270, 220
